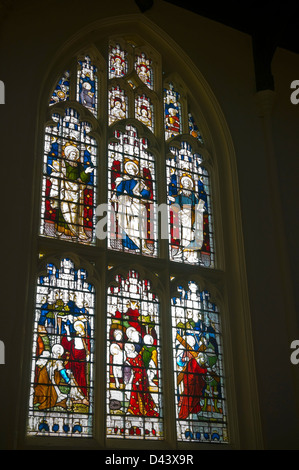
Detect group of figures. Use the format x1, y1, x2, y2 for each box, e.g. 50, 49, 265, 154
32, 41, 225, 441
108, 127, 212, 266
28, 260, 95, 436
28, 262, 227, 441
106, 272, 163, 439
109, 87, 154, 132
172, 283, 227, 442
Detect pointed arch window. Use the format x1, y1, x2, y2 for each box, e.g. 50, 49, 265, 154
27, 31, 234, 447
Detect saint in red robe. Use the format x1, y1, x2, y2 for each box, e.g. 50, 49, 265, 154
127, 353, 159, 417
178, 357, 207, 419
61, 334, 90, 397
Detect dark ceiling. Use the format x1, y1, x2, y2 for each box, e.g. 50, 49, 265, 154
135, 0, 299, 90
162, 0, 299, 55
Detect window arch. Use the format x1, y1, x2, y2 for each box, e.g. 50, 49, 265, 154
24, 18, 258, 449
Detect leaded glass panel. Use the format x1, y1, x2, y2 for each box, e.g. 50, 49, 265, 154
109, 43, 128, 79
135, 94, 154, 132
135, 52, 153, 89
27, 258, 95, 437
106, 270, 163, 440
172, 282, 228, 443
40, 108, 97, 244
164, 83, 182, 140
109, 86, 128, 124
77, 56, 98, 116
166, 142, 213, 266
188, 113, 204, 144
49, 71, 70, 106
108, 125, 157, 256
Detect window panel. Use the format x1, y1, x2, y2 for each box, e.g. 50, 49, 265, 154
106, 270, 163, 440
27, 258, 95, 437
108, 86, 128, 124
77, 55, 98, 116
164, 83, 182, 140
135, 52, 153, 89
166, 142, 214, 267
49, 71, 70, 106
188, 112, 204, 144
108, 125, 157, 256
109, 43, 128, 79
171, 281, 228, 443
40, 108, 97, 244
135, 94, 154, 132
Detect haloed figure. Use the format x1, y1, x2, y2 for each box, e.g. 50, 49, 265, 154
170, 174, 205, 263
80, 81, 95, 108
112, 159, 152, 254
49, 143, 94, 240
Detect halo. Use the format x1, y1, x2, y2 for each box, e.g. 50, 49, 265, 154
180, 174, 193, 188
52, 343, 64, 357
74, 320, 85, 331
64, 144, 79, 158
124, 160, 139, 174
82, 82, 92, 90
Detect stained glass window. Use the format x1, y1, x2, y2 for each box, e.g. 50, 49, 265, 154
109, 43, 128, 78
171, 282, 228, 443
164, 83, 182, 140
28, 258, 95, 437
135, 52, 153, 89
49, 71, 70, 106
188, 113, 204, 144
40, 108, 97, 244
166, 142, 213, 266
77, 56, 98, 116
33, 36, 228, 446
109, 86, 128, 124
106, 270, 163, 440
135, 94, 154, 132
108, 125, 157, 256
